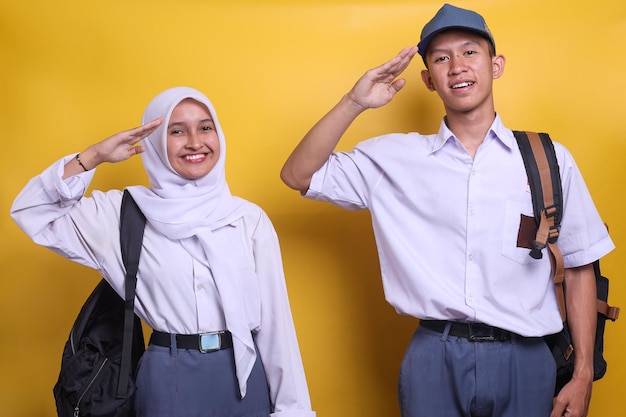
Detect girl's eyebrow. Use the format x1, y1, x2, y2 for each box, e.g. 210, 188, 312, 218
167, 121, 185, 129
167, 118, 214, 129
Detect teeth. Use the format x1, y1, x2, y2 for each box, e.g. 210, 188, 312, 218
186, 154, 204, 161
453, 82, 474, 89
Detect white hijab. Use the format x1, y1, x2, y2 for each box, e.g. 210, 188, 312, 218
127, 86, 256, 397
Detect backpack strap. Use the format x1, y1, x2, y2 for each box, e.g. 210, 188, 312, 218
513, 131, 566, 321
598, 299, 620, 321
117, 189, 146, 399
594, 260, 621, 321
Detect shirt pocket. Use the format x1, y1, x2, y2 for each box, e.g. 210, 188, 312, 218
501, 198, 542, 265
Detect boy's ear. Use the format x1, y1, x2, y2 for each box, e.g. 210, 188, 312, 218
492, 54, 506, 79
421, 69, 436, 91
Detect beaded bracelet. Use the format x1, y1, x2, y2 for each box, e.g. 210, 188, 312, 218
76, 153, 89, 171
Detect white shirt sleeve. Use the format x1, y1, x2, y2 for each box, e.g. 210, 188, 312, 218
251, 211, 315, 417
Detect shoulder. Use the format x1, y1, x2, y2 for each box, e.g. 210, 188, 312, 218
547, 138, 579, 174
231, 197, 274, 229
510, 130, 577, 172
233, 197, 264, 216
358, 132, 430, 148
352, 132, 434, 159
227, 199, 280, 247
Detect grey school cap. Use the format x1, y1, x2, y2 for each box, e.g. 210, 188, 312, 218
417, 4, 495, 61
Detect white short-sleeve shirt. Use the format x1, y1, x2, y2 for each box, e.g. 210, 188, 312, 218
306, 114, 614, 337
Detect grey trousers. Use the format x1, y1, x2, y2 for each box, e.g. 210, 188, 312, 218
398, 324, 555, 417
134, 341, 270, 417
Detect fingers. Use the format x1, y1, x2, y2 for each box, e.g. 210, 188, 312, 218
390, 46, 418, 75
374, 47, 417, 93
129, 144, 146, 156
374, 46, 418, 81
95, 118, 160, 162
390, 77, 407, 93
349, 46, 417, 109
126, 117, 163, 144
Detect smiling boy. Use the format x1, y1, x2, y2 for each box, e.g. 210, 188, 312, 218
280, 4, 612, 417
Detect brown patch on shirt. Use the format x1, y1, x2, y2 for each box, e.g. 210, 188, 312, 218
517, 214, 537, 249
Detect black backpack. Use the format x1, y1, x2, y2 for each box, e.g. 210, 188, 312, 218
513, 131, 620, 395
53, 190, 146, 417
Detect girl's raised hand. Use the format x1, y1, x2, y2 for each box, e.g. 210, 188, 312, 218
90, 118, 163, 165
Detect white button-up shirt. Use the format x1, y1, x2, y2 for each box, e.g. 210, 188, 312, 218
306, 114, 614, 337
11, 156, 314, 417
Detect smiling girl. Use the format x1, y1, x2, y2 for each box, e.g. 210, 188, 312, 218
11, 86, 315, 417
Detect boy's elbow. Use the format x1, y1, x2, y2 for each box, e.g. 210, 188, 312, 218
280, 167, 310, 193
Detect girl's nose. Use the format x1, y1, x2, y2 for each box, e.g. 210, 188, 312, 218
186, 132, 201, 150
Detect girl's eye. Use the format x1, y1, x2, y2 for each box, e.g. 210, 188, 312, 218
201, 125, 213, 131
170, 129, 183, 135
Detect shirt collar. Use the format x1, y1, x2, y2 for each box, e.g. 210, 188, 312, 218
430, 113, 514, 154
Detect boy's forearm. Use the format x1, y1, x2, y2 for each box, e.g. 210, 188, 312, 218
564, 264, 597, 381
280, 94, 365, 192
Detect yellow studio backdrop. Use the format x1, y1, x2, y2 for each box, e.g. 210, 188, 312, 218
1, 0, 624, 416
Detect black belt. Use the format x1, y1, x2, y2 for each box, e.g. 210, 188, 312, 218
420, 320, 518, 342
150, 330, 233, 352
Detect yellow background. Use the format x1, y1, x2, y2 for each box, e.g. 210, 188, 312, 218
1, 0, 624, 416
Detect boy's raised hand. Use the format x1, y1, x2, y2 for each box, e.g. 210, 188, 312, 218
347, 46, 418, 110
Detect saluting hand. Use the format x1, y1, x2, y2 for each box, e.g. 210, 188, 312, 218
63, 118, 163, 179
90, 118, 163, 164
346, 46, 418, 110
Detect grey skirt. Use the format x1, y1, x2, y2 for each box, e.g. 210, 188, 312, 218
134, 342, 270, 417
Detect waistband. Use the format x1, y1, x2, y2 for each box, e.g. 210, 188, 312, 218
420, 320, 520, 342
150, 330, 233, 352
